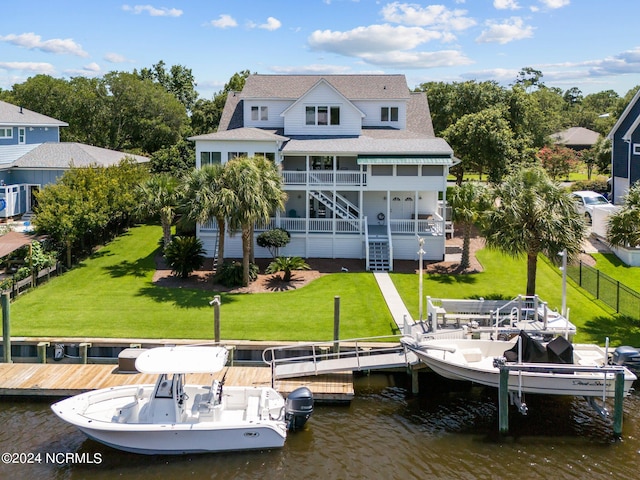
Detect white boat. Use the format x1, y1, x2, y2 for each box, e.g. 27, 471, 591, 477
51, 345, 313, 455
401, 332, 637, 398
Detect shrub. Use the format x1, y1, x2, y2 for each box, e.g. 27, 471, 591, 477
266, 256, 310, 282
215, 261, 258, 287
256, 228, 291, 258
164, 236, 206, 278
570, 179, 609, 196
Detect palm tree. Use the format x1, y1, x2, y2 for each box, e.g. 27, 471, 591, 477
266, 256, 310, 282
164, 236, 206, 278
181, 165, 235, 266
448, 182, 491, 270
225, 156, 287, 286
136, 173, 180, 249
483, 167, 585, 296
607, 183, 640, 248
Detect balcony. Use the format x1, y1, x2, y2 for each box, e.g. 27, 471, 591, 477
282, 170, 366, 186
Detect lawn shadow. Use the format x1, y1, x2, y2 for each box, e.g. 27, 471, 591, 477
426, 273, 478, 285
582, 314, 640, 346
103, 250, 156, 278
136, 285, 238, 309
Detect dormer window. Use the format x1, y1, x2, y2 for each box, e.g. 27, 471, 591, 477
306, 106, 340, 126
0, 128, 12, 138
381, 107, 398, 122
251, 106, 268, 121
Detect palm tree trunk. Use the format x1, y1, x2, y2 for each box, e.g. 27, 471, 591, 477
242, 226, 251, 287
526, 252, 538, 296
461, 222, 471, 270
216, 216, 225, 268
249, 224, 255, 264
161, 212, 172, 250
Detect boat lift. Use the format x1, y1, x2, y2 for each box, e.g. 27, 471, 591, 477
262, 335, 418, 387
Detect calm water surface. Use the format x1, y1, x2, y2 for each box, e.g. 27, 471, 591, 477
0, 373, 639, 480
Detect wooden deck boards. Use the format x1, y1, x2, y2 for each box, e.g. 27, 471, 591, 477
0, 363, 354, 401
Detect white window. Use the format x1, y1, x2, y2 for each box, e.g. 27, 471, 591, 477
0, 128, 12, 139
305, 106, 340, 126
634, 144, 640, 155
381, 107, 398, 122
200, 152, 221, 166
228, 152, 247, 161
251, 106, 268, 121
255, 152, 275, 161
18, 127, 25, 144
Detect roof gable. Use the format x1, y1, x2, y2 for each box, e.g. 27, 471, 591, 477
280, 78, 365, 118
608, 88, 640, 139
0, 100, 68, 127
241, 74, 411, 101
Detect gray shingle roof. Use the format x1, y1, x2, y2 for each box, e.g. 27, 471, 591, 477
240, 74, 411, 100
282, 135, 452, 156
189, 127, 287, 142
552, 127, 600, 147
11, 142, 149, 169
0, 100, 68, 127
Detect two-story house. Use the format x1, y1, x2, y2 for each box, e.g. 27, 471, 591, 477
608, 89, 640, 204
0, 100, 148, 219
189, 74, 458, 271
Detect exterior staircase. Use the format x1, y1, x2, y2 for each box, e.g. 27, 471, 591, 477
368, 237, 390, 271
309, 190, 359, 220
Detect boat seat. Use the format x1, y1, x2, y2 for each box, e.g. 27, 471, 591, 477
459, 348, 483, 363
246, 396, 260, 422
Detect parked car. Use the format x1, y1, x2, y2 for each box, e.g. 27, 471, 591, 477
571, 190, 611, 224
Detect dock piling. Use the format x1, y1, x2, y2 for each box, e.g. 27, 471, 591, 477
79, 342, 92, 364
498, 367, 509, 434
1, 292, 10, 363
37, 342, 50, 363
613, 371, 625, 438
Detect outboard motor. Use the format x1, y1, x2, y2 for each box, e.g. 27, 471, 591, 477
611, 346, 640, 374
285, 387, 313, 431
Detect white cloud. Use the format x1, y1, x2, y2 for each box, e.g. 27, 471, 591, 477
309, 24, 445, 56
539, 0, 570, 8
0, 32, 89, 57
259, 17, 282, 31
269, 64, 354, 74
359, 49, 473, 69
476, 17, 534, 44
210, 14, 237, 29
122, 5, 183, 17
494, 0, 520, 9
104, 52, 132, 63
0, 61, 56, 75
381, 2, 476, 31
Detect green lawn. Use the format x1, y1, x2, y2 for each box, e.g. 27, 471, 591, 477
9, 224, 636, 346
9, 225, 394, 341
591, 253, 640, 291
390, 249, 624, 345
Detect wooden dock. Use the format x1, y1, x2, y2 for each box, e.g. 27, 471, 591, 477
0, 363, 354, 402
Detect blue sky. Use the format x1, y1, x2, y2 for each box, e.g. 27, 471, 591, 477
1, 0, 639, 99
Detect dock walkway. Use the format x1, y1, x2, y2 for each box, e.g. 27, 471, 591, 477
0, 363, 354, 401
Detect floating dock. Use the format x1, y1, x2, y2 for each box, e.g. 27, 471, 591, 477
0, 363, 354, 402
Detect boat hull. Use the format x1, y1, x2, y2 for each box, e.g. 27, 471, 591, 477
51, 384, 288, 455
405, 338, 637, 397
77, 424, 286, 455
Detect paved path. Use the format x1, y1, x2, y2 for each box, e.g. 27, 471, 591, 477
373, 272, 414, 333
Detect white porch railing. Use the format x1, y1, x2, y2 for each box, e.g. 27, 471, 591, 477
199, 215, 442, 236
282, 170, 366, 186
390, 212, 445, 236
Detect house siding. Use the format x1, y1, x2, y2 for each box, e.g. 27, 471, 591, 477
243, 100, 291, 129
611, 94, 640, 203
283, 82, 362, 136
357, 100, 406, 130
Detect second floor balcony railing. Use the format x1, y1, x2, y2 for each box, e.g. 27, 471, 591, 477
282, 170, 366, 186
199, 213, 444, 236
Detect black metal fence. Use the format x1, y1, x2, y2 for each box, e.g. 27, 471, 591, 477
566, 261, 640, 319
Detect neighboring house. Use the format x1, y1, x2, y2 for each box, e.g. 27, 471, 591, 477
609, 89, 640, 204
551, 127, 599, 151
189, 74, 458, 271
0, 100, 148, 218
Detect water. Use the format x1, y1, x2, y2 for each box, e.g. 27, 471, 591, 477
1, 373, 639, 480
